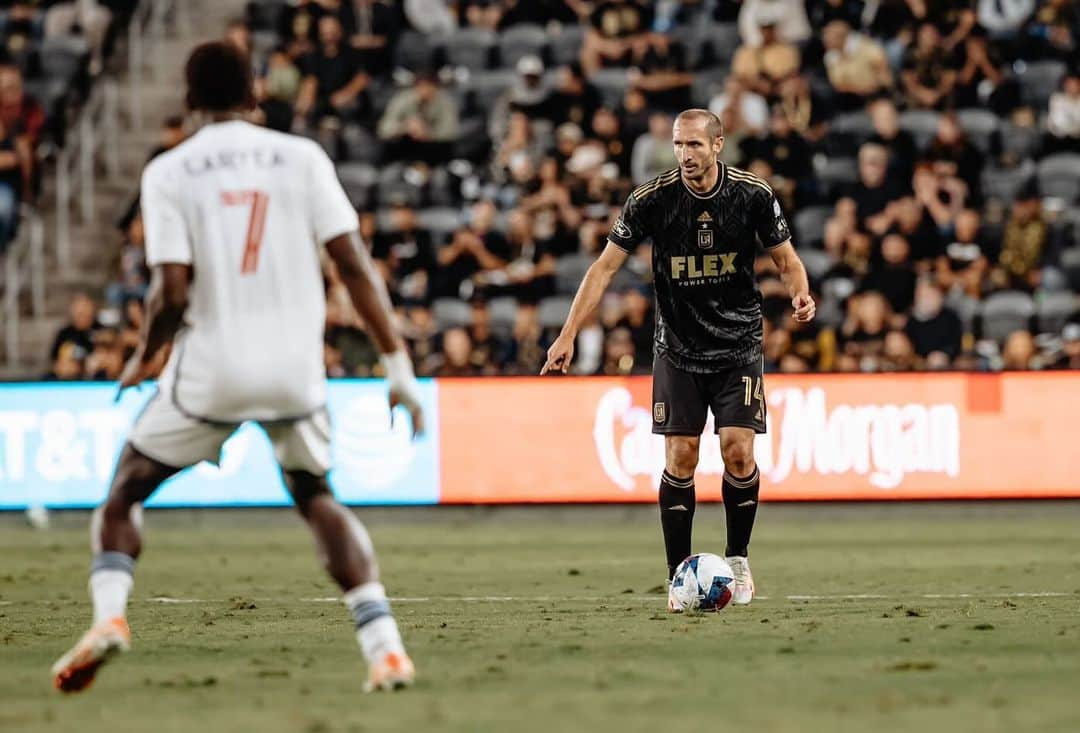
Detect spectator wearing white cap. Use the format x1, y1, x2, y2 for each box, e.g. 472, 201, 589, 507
738, 0, 810, 47
489, 55, 555, 143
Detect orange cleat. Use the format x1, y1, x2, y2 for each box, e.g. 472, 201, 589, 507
51, 617, 130, 693
363, 650, 415, 693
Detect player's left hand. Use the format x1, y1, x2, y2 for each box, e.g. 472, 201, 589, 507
792, 293, 816, 323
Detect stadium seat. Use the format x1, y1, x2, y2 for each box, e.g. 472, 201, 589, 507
433, 298, 474, 329
1018, 60, 1066, 109
341, 124, 380, 164
815, 156, 858, 196
464, 69, 517, 111
690, 66, 727, 108
393, 30, 442, 71
488, 296, 519, 334
1036, 291, 1079, 334
554, 253, 593, 294
444, 27, 496, 70
428, 166, 460, 207
376, 163, 423, 207
694, 22, 740, 67
999, 121, 1040, 163
538, 295, 574, 329
548, 24, 586, 67
793, 205, 831, 249
1037, 154, 1080, 203
981, 161, 1036, 203
830, 112, 874, 140
898, 110, 941, 149
980, 291, 1035, 342
497, 24, 548, 69
1060, 247, 1080, 292
799, 249, 834, 283
946, 292, 982, 335
956, 108, 1001, 156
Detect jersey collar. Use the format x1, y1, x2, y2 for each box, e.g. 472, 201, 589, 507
681, 162, 725, 200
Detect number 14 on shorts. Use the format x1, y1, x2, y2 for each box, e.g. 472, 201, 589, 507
221, 190, 269, 274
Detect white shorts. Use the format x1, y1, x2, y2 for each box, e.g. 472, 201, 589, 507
129, 393, 332, 475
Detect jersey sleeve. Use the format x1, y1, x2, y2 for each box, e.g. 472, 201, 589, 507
307, 143, 360, 245
141, 163, 192, 266
755, 187, 792, 249
608, 194, 648, 252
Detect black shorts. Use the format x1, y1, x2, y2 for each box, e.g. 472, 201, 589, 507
651, 356, 767, 436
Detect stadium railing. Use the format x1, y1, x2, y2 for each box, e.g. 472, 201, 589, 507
3, 205, 46, 369
127, 0, 191, 137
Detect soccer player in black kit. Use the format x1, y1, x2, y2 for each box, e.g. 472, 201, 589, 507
542, 109, 815, 608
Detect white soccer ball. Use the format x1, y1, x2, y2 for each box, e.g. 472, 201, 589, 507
669, 553, 735, 612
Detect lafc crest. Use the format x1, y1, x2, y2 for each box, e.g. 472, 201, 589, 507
653, 402, 666, 424
696, 210, 713, 250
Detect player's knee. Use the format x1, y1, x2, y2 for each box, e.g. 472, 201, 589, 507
720, 436, 755, 477
665, 437, 700, 477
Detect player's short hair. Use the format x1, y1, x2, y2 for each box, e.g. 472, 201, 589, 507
184, 41, 254, 113
674, 109, 723, 140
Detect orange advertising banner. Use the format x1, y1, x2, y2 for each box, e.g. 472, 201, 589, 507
438, 373, 1080, 502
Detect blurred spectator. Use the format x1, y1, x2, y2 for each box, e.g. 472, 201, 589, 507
912, 163, 966, 230
936, 209, 990, 299
437, 200, 510, 299
731, 13, 800, 99
631, 112, 676, 184
861, 233, 917, 315
295, 15, 371, 126
581, 0, 654, 75
882, 329, 919, 371
849, 143, 905, 226
867, 97, 917, 185
432, 327, 481, 376
1001, 329, 1037, 370
0, 117, 28, 246
50, 293, 100, 366
403, 0, 457, 36
490, 56, 555, 144
744, 106, 813, 208
709, 77, 769, 138
991, 179, 1046, 292
45, 342, 85, 381
498, 0, 581, 29
952, 30, 1018, 115
350, 0, 400, 76
549, 62, 602, 131
589, 106, 632, 176
821, 20, 893, 110
906, 278, 963, 362
1045, 72, 1080, 156
258, 49, 303, 132
503, 304, 546, 374
466, 300, 508, 375
85, 329, 124, 381
224, 17, 253, 59
1029, 0, 1078, 62
597, 326, 638, 375
889, 194, 945, 266
376, 72, 459, 164
614, 284, 654, 367
0, 64, 44, 157
475, 208, 556, 303
839, 291, 891, 363
738, 0, 811, 46
372, 203, 436, 307
775, 73, 830, 145
105, 208, 147, 307
1054, 322, 1080, 369
147, 115, 186, 160
901, 23, 958, 110
45, 0, 113, 74
926, 113, 984, 202
630, 35, 693, 113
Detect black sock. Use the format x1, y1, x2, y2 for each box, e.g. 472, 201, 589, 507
722, 466, 760, 557
659, 470, 696, 579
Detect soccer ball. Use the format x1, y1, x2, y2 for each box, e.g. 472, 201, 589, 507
669, 553, 735, 612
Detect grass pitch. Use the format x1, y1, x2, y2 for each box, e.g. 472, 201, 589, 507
2, 503, 1079, 733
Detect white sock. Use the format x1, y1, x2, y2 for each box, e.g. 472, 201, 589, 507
343, 582, 405, 663
90, 570, 133, 624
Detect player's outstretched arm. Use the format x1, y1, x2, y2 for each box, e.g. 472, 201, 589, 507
326, 231, 425, 437
541, 241, 629, 375
768, 240, 816, 323
118, 263, 191, 394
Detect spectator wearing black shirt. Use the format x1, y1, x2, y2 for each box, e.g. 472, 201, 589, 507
614, 285, 655, 368
372, 204, 437, 307
550, 62, 603, 131
861, 233, 917, 314
50, 293, 101, 364
437, 200, 510, 299
936, 208, 990, 298
631, 36, 693, 113
744, 106, 814, 207
867, 97, 917, 185
295, 15, 370, 124
902, 23, 959, 110
581, 0, 654, 74
905, 277, 963, 362
952, 31, 1019, 115
849, 143, 906, 225
926, 114, 984, 203
350, 0, 400, 76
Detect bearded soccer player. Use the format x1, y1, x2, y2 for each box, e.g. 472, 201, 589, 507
541, 109, 815, 608
52, 42, 423, 692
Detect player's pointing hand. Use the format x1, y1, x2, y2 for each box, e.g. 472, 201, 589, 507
792, 293, 816, 323
540, 333, 575, 375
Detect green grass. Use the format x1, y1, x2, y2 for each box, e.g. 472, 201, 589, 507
2, 504, 1079, 733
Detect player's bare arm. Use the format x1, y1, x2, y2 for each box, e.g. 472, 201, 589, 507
326, 231, 425, 437
768, 240, 815, 323
540, 241, 629, 375
118, 262, 191, 392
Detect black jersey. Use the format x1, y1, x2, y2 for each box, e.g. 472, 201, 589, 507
608, 164, 791, 372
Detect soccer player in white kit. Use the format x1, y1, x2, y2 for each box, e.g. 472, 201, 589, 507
52, 42, 423, 694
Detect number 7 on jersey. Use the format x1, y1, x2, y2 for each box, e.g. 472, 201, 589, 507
221, 190, 269, 274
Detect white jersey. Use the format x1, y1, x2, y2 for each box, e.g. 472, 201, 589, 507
140, 120, 358, 422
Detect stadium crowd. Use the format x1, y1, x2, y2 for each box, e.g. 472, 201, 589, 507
0, 0, 136, 250
47, 0, 1080, 380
